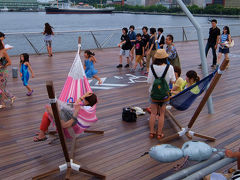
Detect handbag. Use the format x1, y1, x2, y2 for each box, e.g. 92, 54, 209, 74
122, 107, 137, 122
224, 39, 234, 48
0, 57, 7, 67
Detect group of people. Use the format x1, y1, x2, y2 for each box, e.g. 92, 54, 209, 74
0, 32, 35, 109
116, 25, 180, 75
115, 20, 232, 140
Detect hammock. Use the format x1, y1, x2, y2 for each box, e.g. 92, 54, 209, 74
56, 46, 98, 138
170, 69, 217, 111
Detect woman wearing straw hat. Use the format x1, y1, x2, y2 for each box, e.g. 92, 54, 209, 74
147, 49, 175, 139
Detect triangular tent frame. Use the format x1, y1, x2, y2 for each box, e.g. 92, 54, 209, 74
32, 37, 105, 180
32, 81, 105, 180
159, 58, 229, 143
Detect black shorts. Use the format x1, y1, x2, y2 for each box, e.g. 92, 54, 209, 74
45, 40, 52, 47
219, 47, 229, 54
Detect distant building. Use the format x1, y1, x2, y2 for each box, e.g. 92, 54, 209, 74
126, 0, 145, 6
225, 0, 240, 8
191, 0, 206, 8
112, 0, 124, 5
206, 0, 240, 8
0, 0, 39, 10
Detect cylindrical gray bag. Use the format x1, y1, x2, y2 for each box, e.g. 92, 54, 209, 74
12, 67, 18, 78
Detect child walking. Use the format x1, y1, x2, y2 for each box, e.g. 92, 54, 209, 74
19, 53, 34, 96
116, 27, 131, 68
84, 50, 102, 84
131, 33, 144, 72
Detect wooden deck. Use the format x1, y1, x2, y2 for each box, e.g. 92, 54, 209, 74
1, 38, 240, 180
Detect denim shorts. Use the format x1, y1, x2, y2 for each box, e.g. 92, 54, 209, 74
149, 97, 169, 107
219, 47, 229, 54
45, 40, 52, 47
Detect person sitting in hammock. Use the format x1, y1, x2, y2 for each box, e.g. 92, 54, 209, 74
182, 70, 200, 94
33, 92, 97, 142
171, 66, 184, 96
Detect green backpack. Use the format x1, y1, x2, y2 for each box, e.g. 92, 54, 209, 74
150, 64, 170, 103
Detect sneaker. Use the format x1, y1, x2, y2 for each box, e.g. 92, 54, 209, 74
26, 90, 34, 96
116, 64, 123, 68
143, 62, 146, 67
130, 68, 135, 72
198, 64, 202, 66
144, 71, 148, 76
166, 105, 172, 110
124, 64, 129, 68
211, 64, 216, 68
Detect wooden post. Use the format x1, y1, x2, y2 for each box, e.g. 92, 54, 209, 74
46, 81, 71, 164
78, 36, 81, 44
187, 58, 229, 129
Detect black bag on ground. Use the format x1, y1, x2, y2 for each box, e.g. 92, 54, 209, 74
122, 107, 137, 122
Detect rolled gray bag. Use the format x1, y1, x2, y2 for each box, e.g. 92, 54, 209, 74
12, 67, 18, 78
149, 144, 183, 163
183, 157, 237, 180
163, 152, 225, 180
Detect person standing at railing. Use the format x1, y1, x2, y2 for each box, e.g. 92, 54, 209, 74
0, 41, 15, 109
156, 28, 165, 49
216, 26, 232, 68
146, 28, 157, 75
128, 25, 136, 64
43, 23, 54, 57
200, 19, 220, 68
142, 26, 150, 69
19, 53, 34, 96
166, 34, 181, 68
117, 27, 131, 68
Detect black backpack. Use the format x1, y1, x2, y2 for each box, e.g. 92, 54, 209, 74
122, 107, 137, 122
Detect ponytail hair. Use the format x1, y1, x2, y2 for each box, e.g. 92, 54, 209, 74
186, 70, 200, 82
84, 50, 95, 57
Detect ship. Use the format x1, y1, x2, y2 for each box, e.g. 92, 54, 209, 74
0, 7, 9, 12
45, 1, 114, 14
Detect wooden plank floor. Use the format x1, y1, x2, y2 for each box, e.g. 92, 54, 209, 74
0, 37, 240, 180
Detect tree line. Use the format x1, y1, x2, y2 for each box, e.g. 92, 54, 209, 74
111, 4, 240, 15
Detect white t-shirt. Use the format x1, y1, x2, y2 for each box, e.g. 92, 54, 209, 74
147, 64, 176, 92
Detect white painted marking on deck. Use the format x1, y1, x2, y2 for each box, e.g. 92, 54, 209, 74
126, 74, 147, 83
114, 76, 123, 79
91, 86, 113, 90
99, 83, 128, 87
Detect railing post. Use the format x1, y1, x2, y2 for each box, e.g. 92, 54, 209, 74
90, 31, 102, 49
23, 34, 40, 55
177, 0, 214, 114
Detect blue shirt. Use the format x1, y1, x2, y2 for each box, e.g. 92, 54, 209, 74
128, 31, 136, 46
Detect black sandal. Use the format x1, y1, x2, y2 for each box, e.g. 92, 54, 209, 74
33, 136, 48, 142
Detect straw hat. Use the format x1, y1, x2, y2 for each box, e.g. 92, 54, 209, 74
154, 49, 169, 59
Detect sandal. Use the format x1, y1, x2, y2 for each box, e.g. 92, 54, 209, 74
11, 96, 16, 104
26, 90, 34, 96
149, 132, 156, 139
157, 133, 165, 140
0, 105, 6, 109
33, 136, 48, 142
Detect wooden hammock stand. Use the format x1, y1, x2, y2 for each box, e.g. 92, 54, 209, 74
32, 81, 105, 180
159, 58, 229, 143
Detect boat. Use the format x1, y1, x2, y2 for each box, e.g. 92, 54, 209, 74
0, 7, 9, 12
45, 1, 114, 14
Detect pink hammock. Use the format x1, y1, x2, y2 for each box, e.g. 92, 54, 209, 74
51, 46, 98, 139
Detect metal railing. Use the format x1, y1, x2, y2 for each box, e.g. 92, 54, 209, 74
4, 23, 240, 56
